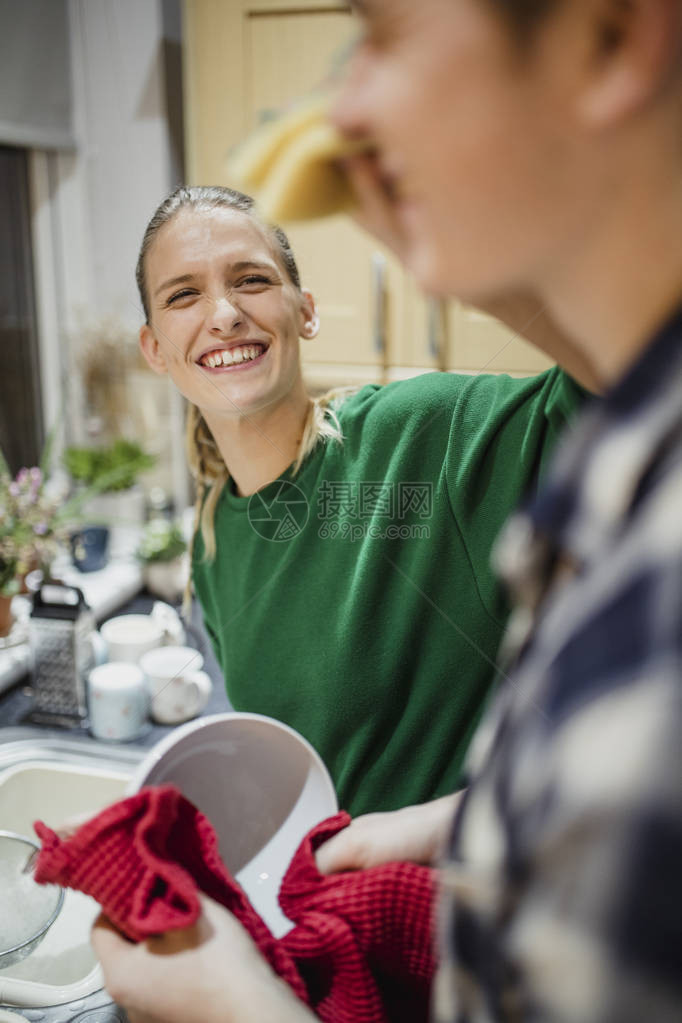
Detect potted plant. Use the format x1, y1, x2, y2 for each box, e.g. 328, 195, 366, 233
0, 423, 151, 635
0, 449, 75, 634
0, 459, 72, 619
63, 439, 156, 531
137, 519, 189, 603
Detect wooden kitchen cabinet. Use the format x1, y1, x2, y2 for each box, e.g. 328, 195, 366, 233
183, 0, 386, 388
183, 0, 552, 388
446, 303, 554, 376
389, 296, 553, 380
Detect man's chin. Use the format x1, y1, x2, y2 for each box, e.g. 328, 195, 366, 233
410, 237, 516, 308
408, 241, 461, 301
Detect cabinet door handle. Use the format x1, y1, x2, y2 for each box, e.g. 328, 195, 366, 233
371, 252, 387, 354
428, 298, 446, 362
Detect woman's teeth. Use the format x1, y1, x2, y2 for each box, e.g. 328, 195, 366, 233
200, 344, 265, 368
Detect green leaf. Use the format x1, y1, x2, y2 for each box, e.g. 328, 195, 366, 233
62, 440, 156, 492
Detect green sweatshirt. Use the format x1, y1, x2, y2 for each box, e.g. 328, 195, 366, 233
193, 369, 585, 816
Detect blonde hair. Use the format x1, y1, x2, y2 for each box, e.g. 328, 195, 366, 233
182, 388, 356, 613
135, 185, 355, 613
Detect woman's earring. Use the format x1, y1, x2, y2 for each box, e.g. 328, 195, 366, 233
302, 316, 319, 339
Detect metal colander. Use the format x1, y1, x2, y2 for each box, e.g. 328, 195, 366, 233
0, 831, 64, 969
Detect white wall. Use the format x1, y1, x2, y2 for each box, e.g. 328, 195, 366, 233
30, 0, 190, 508
68, 0, 174, 330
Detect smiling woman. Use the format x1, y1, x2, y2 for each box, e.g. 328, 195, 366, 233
135, 186, 343, 556
133, 184, 585, 819
137, 187, 319, 446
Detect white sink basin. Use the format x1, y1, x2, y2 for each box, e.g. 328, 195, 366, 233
0, 730, 142, 1009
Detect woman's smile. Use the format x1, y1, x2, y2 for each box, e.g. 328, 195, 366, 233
197, 341, 270, 371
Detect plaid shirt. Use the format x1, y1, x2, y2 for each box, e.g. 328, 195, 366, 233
435, 307, 682, 1022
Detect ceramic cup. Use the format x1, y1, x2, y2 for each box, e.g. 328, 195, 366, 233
88, 662, 149, 741
70, 526, 110, 573
139, 645, 211, 725
100, 613, 164, 664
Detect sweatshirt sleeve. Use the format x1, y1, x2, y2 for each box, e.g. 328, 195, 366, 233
445, 367, 588, 625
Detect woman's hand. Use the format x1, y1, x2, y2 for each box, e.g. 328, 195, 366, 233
315, 792, 463, 875
91, 895, 317, 1023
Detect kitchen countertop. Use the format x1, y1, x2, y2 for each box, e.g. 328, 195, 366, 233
0, 590, 231, 747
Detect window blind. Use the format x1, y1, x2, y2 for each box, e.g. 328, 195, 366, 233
0, 0, 74, 150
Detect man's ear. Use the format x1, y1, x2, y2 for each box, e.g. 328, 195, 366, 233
577, 0, 682, 127
139, 323, 169, 376
299, 289, 320, 339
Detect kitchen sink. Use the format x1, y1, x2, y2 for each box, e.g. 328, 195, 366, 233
0, 727, 144, 1019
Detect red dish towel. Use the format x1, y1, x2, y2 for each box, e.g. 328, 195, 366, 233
34, 785, 437, 1023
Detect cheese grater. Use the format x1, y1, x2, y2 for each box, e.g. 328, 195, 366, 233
28, 583, 95, 725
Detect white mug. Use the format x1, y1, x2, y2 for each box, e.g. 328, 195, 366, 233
139, 645, 211, 725
100, 613, 164, 663
88, 662, 149, 741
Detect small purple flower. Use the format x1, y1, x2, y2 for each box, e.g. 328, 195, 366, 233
34, 522, 49, 536
30, 467, 42, 484
8, 482, 20, 498
16, 468, 29, 485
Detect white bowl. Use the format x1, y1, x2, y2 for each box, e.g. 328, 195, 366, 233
127, 713, 337, 937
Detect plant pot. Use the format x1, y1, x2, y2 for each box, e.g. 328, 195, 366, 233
83, 486, 146, 559
143, 556, 189, 603
84, 486, 146, 528
0, 594, 14, 638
